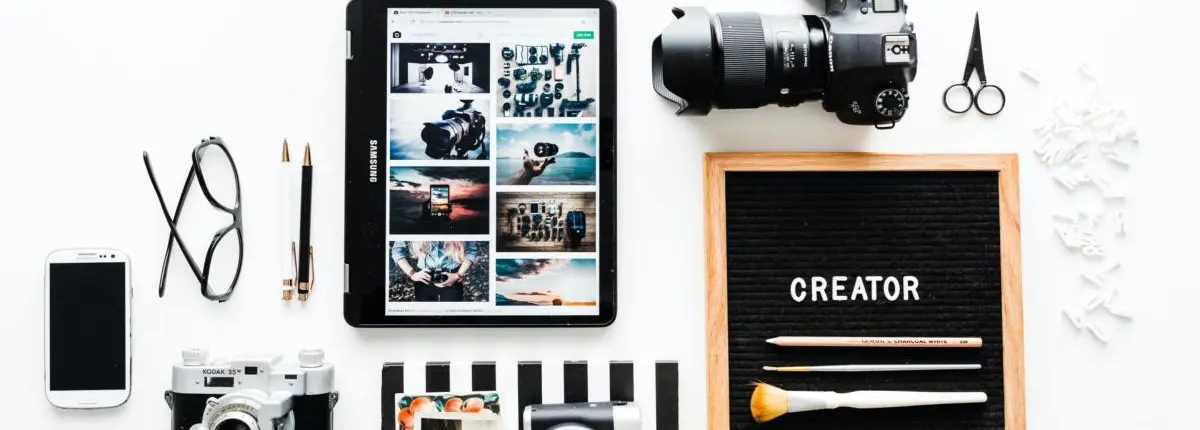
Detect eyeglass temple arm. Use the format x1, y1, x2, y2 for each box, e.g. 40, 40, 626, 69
142, 153, 212, 296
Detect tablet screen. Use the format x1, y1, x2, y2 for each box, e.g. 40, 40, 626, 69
384, 8, 601, 317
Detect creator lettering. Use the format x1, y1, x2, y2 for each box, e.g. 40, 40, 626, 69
790, 276, 920, 302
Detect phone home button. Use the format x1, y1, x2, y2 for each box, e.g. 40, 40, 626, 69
78, 400, 97, 405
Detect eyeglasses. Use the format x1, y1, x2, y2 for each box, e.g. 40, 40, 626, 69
143, 137, 244, 302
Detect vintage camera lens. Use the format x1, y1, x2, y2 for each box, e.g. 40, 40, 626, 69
651, 7, 831, 114
215, 420, 254, 430
501, 47, 515, 60
514, 68, 527, 81
534, 142, 559, 158
498, 77, 511, 88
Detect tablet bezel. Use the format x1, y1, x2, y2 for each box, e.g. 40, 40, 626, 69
345, 0, 617, 327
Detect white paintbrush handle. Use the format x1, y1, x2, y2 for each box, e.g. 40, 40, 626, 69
832, 391, 987, 410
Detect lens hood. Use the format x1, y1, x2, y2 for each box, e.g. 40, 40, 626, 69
651, 7, 717, 115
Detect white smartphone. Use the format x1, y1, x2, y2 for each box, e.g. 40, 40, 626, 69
44, 249, 132, 409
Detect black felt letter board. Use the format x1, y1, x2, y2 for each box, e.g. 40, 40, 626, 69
722, 171, 1004, 430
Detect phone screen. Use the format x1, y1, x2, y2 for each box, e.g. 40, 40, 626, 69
49, 262, 126, 391
430, 185, 451, 218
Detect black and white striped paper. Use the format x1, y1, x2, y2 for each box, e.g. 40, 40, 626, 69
382, 360, 679, 430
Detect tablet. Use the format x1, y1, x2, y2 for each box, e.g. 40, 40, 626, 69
345, 0, 617, 327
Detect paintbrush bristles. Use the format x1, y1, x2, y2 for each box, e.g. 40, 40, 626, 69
750, 382, 790, 423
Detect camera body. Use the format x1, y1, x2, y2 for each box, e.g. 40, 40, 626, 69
164, 349, 337, 430
427, 269, 450, 285
523, 402, 641, 430
652, 0, 918, 128
421, 100, 487, 160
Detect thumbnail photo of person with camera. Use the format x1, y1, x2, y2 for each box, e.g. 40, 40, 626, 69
389, 241, 489, 303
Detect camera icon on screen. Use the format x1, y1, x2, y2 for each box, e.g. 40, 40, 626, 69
393, 31, 402, 39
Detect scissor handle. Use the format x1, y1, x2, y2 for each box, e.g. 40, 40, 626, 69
974, 84, 1006, 116
943, 83, 974, 114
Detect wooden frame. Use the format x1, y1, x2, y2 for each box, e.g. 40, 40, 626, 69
703, 152, 1024, 430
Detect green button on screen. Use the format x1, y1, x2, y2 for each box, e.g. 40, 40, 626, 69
573, 31, 595, 40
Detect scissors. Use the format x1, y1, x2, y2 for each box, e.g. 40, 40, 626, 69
943, 13, 1006, 115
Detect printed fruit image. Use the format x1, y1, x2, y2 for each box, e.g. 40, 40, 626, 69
397, 407, 413, 429
464, 397, 486, 412
410, 396, 436, 414
444, 397, 464, 412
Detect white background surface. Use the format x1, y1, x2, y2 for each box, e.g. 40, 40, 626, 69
1, 0, 1197, 429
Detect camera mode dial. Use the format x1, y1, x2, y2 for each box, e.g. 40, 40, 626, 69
873, 88, 908, 119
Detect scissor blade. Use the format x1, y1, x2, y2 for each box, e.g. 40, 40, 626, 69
964, 12, 985, 82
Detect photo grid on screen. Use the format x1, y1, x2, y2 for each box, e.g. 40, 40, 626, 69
384, 8, 602, 317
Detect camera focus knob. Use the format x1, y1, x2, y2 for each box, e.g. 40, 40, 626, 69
874, 88, 908, 119
182, 349, 208, 366
299, 349, 325, 368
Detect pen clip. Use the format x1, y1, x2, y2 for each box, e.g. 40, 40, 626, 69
298, 246, 316, 301
283, 242, 299, 300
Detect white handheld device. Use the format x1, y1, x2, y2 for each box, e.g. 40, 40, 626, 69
44, 249, 132, 409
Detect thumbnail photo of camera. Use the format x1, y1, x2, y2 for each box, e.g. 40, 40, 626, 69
497, 192, 596, 253
389, 166, 490, 235
388, 241, 490, 303
496, 42, 597, 117
390, 98, 490, 161
391, 43, 491, 94
496, 259, 597, 307
497, 123, 596, 186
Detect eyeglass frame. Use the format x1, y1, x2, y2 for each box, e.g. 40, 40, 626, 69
142, 136, 245, 302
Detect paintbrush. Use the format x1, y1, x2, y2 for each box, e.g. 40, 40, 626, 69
763, 364, 980, 373
750, 382, 987, 423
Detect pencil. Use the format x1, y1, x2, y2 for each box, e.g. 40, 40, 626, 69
763, 364, 981, 372
766, 336, 982, 348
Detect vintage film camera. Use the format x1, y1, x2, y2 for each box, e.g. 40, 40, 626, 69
421, 100, 487, 160
652, 0, 918, 128
523, 402, 641, 430
164, 349, 337, 430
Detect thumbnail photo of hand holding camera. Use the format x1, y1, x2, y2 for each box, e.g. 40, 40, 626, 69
498, 124, 597, 186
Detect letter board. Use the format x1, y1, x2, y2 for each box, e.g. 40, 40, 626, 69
704, 153, 1024, 430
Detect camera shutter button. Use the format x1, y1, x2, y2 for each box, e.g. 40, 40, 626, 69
182, 349, 208, 366
299, 349, 325, 368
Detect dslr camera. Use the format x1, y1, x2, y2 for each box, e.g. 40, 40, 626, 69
164, 349, 337, 430
421, 100, 487, 160
523, 402, 641, 430
652, 0, 918, 129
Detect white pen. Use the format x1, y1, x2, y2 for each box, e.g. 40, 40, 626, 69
280, 139, 297, 300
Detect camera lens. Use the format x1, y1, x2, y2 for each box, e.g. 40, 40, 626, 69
216, 421, 254, 430
651, 7, 830, 114
421, 117, 469, 159
534, 142, 559, 158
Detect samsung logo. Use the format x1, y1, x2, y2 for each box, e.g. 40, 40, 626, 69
368, 139, 379, 183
